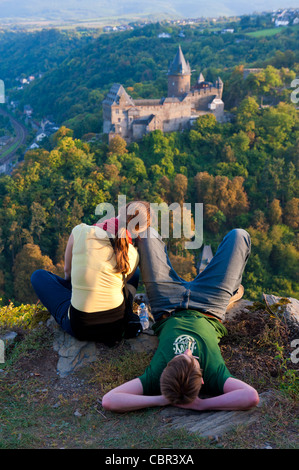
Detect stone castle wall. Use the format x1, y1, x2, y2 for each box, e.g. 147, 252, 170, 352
103, 51, 224, 142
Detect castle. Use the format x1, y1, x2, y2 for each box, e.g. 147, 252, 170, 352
102, 46, 225, 142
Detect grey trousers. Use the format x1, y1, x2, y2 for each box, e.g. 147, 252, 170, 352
135, 228, 251, 321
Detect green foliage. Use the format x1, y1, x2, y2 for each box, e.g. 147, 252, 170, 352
274, 343, 299, 398
0, 19, 298, 303
3, 19, 298, 135
0, 301, 49, 330
1, 86, 298, 303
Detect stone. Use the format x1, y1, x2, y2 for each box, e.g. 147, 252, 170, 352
263, 294, 299, 329
0, 331, 18, 366
125, 329, 159, 354
160, 390, 274, 437
225, 299, 254, 321
1, 331, 18, 345
49, 317, 97, 378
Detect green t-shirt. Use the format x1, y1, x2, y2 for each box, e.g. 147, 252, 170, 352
139, 310, 232, 397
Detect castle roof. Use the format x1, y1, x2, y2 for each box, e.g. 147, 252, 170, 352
134, 99, 161, 106
102, 83, 135, 106
132, 114, 155, 125
168, 45, 191, 76
198, 73, 205, 83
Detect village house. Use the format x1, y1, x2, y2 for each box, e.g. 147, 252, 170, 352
102, 46, 225, 142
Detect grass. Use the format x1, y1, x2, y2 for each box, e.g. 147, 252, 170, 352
0, 140, 19, 160
245, 27, 285, 37
0, 299, 298, 450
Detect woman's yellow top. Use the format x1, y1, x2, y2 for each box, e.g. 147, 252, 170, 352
70, 223, 139, 313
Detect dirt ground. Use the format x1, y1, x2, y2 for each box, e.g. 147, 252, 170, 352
1, 303, 298, 449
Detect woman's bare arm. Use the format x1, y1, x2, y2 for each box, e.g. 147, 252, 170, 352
64, 233, 74, 280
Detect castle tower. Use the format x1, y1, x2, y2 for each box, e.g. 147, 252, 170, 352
167, 46, 191, 98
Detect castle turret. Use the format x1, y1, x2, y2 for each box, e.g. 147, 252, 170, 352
167, 46, 191, 98
197, 72, 205, 84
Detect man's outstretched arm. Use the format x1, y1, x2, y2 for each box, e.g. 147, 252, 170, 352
102, 378, 169, 413
176, 377, 259, 412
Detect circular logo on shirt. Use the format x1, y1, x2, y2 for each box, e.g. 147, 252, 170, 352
173, 335, 197, 356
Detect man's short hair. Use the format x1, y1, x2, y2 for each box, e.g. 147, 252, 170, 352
160, 355, 203, 405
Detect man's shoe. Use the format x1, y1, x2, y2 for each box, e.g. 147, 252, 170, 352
227, 285, 244, 309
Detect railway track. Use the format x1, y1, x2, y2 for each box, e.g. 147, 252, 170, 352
0, 107, 28, 167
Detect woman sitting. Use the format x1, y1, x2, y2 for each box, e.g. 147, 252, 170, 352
31, 200, 151, 347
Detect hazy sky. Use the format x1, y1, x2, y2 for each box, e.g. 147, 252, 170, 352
0, 0, 298, 21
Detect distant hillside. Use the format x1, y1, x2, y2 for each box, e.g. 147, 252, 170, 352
11, 21, 297, 135
0, 0, 293, 21
0, 29, 96, 89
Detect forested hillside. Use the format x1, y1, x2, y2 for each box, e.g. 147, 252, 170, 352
0, 18, 298, 306
5, 19, 299, 136
0, 28, 97, 89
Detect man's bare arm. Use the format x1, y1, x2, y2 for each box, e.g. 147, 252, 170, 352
176, 377, 259, 412
102, 378, 169, 413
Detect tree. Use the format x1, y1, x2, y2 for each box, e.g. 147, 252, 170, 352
172, 174, 188, 206
13, 243, 55, 303
236, 97, 259, 129
66, 199, 84, 231
52, 126, 74, 146
259, 103, 296, 151
168, 252, 197, 282
246, 66, 283, 105
204, 204, 226, 233
270, 243, 299, 282
284, 198, 299, 230
252, 209, 269, 232
194, 172, 249, 223
108, 135, 128, 156
193, 114, 217, 135
268, 199, 282, 225
30, 201, 48, 241
8, 221, 33, 262
194, 172, 215, 205
154, 176, 171, 203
